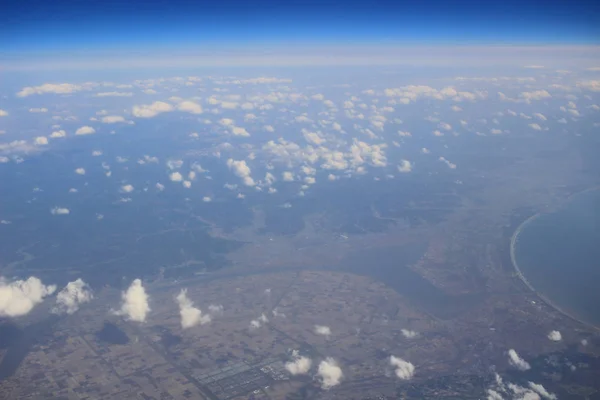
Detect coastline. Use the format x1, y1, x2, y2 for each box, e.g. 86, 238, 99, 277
509, 194, 600, 332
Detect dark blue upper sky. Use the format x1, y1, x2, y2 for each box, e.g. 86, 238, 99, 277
2, 0, 600, 53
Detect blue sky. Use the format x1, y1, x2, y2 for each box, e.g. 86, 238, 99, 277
2, 0, 600, 55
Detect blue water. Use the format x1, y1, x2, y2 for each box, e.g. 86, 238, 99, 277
514, 189, 600, 327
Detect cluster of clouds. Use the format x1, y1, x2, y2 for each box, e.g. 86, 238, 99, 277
487, 373, 557, 400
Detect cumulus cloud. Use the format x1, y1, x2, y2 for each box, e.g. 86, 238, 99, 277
132, 101, 174, 118
226, 158, 255, 186
101, 115, 127, 124
169, 171, 183, 182
114, 279, 150, 322
314, 325, 332, 337
121, 184, 134, 193
398, 160, 412, 173
528, 123, 543, 131
0, 109, 8, 116
508, 349, 531, 371
95, 91, 133, 97
50, 130, 66, 138
34, 136, 49, 145
75, 126, 96, 135
17, 83, 84, 97
51, 207, 70, 215
401, 329, 418, 338
176, 289, 211, 329
390, 356, 415, 380
0, 276, 57, 317
250, 313, 269, 329
316, 358, 343, 390
547, 330, 562, 341
52, 279, 93, 315
487, 373, 556, 400
75, 167, 86, 175
285, 350, 312, 375
177, 101, 203, 114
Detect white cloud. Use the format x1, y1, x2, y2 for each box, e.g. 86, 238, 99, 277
17, 83, 84, 97
547, 330, 562, 341
0, 109, 8, 117
314, 325, 332, 337
249, 313, 269, 329
231, 126, 250, 137
390, 356, 415, 380
183, 180, 192, 188
519, 90, 551, 102
226, 158, 255, 186
34, 136, 49, 145
75, 126, 96, 135
401, 329, 418, 338
169, 172, 183, 182
101, 115, 127, 124
75, 167, 86, 175
282, 171, 294, 181
177, 101, 203, 114
155, 182, 165, 191
439, 157, 457, 169
50, 130, 66, 138
92, 150, 103, 156
285, 350, 312, 375
316, 358, 343, 389
114, 279, 150, 322
132, 101, 174, 118
528, 123, 542, 131
398, 160, 412, 173
121, 184, 134, 193
51, 207, 70, 215
533, 113, 547, 121
95, 91, 133, 97
508, 349, 530, 371
52, 279, 93, 315
29, 107, 48, 113
0, 276, 57, 317
176, 289, 210, 329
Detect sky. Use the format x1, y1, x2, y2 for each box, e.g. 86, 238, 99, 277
2, 0, 600, 55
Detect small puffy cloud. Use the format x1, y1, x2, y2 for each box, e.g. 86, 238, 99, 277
92, 150, 103, 156
533, 113, 547, 121
401, 329, 418, 338
226, 158, 255, 186
0, 276, 57, 317
51, 207, 70, 215
29, 107, 48, 113
249, 313, 269, 329
508, 349, 530, 371
314, 325, 332, 337
114, 279, 150, 322
317, 358, 343, 390
264, 125, 275, 132
169, 172, 183, 182
75, 126, 96, 135
155, 182, 165, 191
17, 83, 83, 97
547, 330, 562, 341
176, 289, 210, 329
390, 356, 415, 380
132, 101, 174, 118
282, 171, 294, 181
34, 136, 49, 145
52, 279, 93, 315
177, 101, 203, 114
50, 130, 66, 138
0, 109, 8, 116
528, 382, 557, 399
438, 122, 452, 131
75, 167, 86, 175
285, 350, 312, 375
231, 126, 250, 137
519, 90, 552, 102
203, 196, 212, 202
398, 160, 412, 173
421, 147, 430, 154
528, 123, 543, 131
101, 115, 126, 124
183, 180, 192, 188
121, 184, 134, 193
